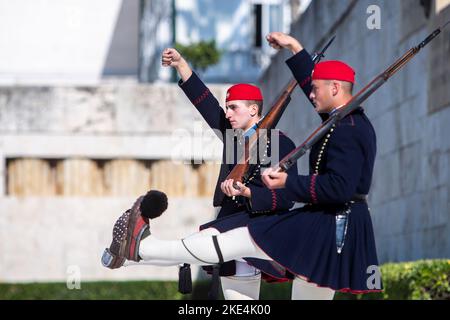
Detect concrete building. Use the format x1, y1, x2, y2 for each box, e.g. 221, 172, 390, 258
0, 81, 228, 282
0, 0, 224, 283
0, 0, 308, 283
0, 0, 307, 85
0, 0, 140, 85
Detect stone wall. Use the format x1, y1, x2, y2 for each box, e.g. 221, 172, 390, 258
0, 82, 227, 282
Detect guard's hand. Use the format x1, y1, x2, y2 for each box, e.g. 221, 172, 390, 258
261, 167, 288, 189
266, 32, 303, 54
161, 48, 183, 67
220, 179, 251, 198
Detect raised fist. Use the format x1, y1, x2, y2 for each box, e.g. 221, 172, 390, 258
266, 32, 303, 54
161, 48, 183, 67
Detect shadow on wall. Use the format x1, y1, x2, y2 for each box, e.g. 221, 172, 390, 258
102, 0, 139, 77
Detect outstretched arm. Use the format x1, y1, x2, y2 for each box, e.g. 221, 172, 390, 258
161, 48, 192, 82
266, 32, 324, 119
161, 48, 229, 137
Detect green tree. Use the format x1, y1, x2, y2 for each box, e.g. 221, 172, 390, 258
175, 40, 222, 73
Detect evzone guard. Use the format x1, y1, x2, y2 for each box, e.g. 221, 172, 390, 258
101, 24, 448, 299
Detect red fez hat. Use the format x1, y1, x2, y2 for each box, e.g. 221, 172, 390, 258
226, 83, 263, 102
312, 60, 355, 84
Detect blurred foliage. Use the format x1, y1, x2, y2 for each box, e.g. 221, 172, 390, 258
336, 259, 450, 300
0, 281, 186, 300
175, 40, 222, 73
1, 260, 448, 300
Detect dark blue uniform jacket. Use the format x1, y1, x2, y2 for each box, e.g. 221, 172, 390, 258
284, 50, 377, 206
179, 73, 298, 218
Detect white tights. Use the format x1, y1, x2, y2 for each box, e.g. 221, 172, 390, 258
129, 227, 335, 300
138, 227, 271, 265
221, 273, 261, 300
291, 277, 335, 300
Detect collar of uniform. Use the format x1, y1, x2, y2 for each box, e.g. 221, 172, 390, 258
244, 123, 258, 138
329, 105, 364, 117
234, 123, 258, 142
329, 104, 345, 117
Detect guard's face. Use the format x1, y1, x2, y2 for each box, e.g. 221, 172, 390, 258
309, 80, 334, 113
225, 100, 256, 130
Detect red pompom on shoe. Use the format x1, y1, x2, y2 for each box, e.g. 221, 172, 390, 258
101, 191, 168, 269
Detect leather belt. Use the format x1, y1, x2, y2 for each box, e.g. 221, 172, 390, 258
351, 194, 368, 202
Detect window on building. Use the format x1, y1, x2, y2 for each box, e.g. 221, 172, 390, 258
253, 4, 263, 48
252, 1, 289, 51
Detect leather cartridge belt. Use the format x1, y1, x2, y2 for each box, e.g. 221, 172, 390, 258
351, 194, 368, 202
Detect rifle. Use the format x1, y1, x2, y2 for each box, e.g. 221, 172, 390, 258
276, 22, 449, 173
227, 36, 336, 188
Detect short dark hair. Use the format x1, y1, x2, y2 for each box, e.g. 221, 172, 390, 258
327, 80, 353, 94
245, 100, 263, 116
343, 81, 354, 94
